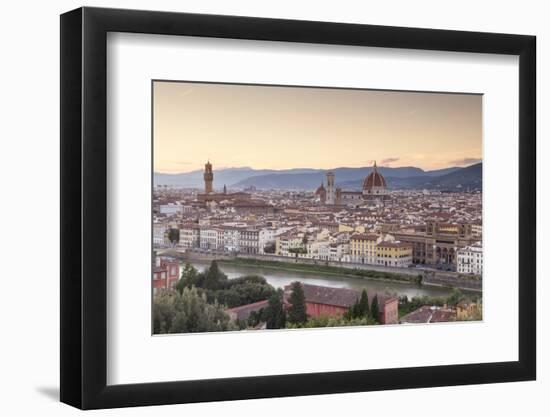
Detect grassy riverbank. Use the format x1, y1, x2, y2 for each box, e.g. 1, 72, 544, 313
218, 257, 423, 285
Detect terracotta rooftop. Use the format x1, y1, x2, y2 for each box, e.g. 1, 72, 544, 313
284, 283, 396, 309
225, 299, 270, 322
351, 233, 379, 241
400, 306, 456, 324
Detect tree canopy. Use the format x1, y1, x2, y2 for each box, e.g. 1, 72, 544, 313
153, 287, 237, 334
176, 261, 276, 308
370, 294, 380, 324
287, 281, 307, 325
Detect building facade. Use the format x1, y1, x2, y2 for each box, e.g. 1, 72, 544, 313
239, 229, 260, 254
350, 233, 379, 264
393, 222, 478, 267
376, 241, 413, 268
152, 257, 180, 295
457, 241, 483, 275
200, 227, 221, 250
178, 223, 200, 249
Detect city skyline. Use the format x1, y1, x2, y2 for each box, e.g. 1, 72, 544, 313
153, 81, 482, 174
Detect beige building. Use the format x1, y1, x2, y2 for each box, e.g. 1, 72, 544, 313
376, 241, 413, 268
350, 233, 379, 264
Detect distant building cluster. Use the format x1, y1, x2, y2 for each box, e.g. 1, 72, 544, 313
153, 161, 482, 274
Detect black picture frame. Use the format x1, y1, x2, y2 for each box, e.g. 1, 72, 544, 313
60, 6, 536, 410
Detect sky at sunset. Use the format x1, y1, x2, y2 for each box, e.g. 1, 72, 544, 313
153, 81, 482, 173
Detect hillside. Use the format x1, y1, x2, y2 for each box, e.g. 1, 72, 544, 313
153, 164, 479, 191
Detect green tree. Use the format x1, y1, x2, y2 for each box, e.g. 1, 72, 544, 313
166, 228, 180, 246
152, 293, 176, 333
176, 262, 199, 293
153, 287, 236, 334
446, 288, 463, 306
346, 289, 370, 319
287, 315, 376, 329
357, 289, 370, 318
265, 289, 286, 329
203, 260, 227, 290
287, 281, 307, 325
204, 275, 276, 308
288, 246, 307, 260
370, 294, 380, 323
263, 242, 276, 254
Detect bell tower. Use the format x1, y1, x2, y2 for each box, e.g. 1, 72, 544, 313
326, 171, 335, 205
204, 161, 213, 193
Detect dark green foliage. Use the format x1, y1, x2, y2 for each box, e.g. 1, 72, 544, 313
202, 275, 275, 308
346, 289, 371, 320
206, 278, 276, 308
288, 247, 307, 256
398, 295, 446, 317
263, 242, 276, 254
177, 261, 277, 308
176, 262, 199, 294
370, 294, 380, 323
203, 260, 227, 290
153, 287, 236, 334
287, 281, 307, 325
166, 228, 180, 246
245, 290, 285, 329
357, 289, 370, 317
287, 315, 375, 329
446, 288, 463, 306
265, 289, 286, 329
247, 309, 264, 327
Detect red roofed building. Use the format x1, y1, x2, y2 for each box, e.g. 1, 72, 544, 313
152, 257, 180, 295
226, 299, 270, 322
283, 283, 398, 324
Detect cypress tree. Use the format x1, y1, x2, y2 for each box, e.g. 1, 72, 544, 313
358, 289, 370, 317
266, 289, 286, 329
287, 281, 307, 325
370, 294, 380, 323
204, 260, 226, 290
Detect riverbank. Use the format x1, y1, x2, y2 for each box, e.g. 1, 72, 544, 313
158, 248, 481, 293
219, 257, 422, 285
188, 259, 454, 299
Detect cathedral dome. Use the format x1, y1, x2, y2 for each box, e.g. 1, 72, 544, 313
315, 182, 327, 202
363, 162, 387, 192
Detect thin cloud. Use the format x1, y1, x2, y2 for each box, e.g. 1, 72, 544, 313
167, 160, 192, 166
449, 157, 482, 166
381, 157, 400, 166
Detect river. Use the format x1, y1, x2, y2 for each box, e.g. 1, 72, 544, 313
187, 260, 457, 299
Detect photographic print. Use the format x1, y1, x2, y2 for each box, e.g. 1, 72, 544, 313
152, 81, 483, 334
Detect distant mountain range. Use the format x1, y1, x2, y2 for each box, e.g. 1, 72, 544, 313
338, 163, 482, 190
154, 163, 482, 191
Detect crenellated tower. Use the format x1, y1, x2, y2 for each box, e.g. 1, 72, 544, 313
204, 160, 213, 193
